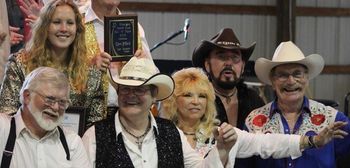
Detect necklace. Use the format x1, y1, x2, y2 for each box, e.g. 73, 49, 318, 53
120, 117, 151, 150
214, 88, 237, 104
183, 131, 196, 136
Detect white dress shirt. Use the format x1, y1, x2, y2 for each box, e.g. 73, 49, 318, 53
229, 128, 302, 165
84, 5, 153, 107
82, 112, 226, 168
0, 110, 91, 168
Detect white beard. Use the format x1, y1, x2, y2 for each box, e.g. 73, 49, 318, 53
28, 100, 63, 131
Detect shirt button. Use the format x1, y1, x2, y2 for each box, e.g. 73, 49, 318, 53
288, 163, 292, 166
143, 160, 146, 163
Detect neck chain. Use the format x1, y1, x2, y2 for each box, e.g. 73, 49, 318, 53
215, 88, 237, 104
183, 131, 196, 136
120, 117, 151, 150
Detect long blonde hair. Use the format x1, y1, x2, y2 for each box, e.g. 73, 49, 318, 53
162, 67, 217, 141
23, 0, 87, 93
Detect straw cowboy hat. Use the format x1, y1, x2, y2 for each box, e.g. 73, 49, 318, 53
108, 57, 175, 101
255, 41, 325, 85
192, 28, 256, 69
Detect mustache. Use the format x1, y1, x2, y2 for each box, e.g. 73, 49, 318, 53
220, 67, 237, 78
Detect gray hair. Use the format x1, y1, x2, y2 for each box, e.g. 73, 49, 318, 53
19, 67, 70, 104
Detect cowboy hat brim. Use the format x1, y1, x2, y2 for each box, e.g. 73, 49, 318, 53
192, 41, 256, 68
108, 69, 175, 101
255, 54, 324, 85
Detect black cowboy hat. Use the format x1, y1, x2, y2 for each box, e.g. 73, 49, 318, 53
192, 28, 256, 69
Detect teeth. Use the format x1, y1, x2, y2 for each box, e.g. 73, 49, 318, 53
43, 111, 58, 118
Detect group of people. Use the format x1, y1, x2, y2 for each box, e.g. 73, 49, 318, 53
0, 0, 349, 168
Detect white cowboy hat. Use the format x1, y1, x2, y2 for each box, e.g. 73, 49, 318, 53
255, 41, 325, 85
108, 57, 174, 101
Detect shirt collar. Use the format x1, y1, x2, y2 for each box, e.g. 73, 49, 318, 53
14, 109, 27, 137
85, 5, 101, 24
269, 96, 311, 118
15, 108, 59, 140
85, 5, 122, 24
114, 111, 159, 137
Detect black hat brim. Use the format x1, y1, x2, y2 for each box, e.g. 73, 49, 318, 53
192, 41, 256, 69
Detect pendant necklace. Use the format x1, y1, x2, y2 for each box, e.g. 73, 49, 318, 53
120, 117, 151, 150
215, 88, 237, 104
183, 131, 197, 141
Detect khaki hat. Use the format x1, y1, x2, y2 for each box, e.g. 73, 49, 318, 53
108, 57, 174, 101
255, 41, 324, 85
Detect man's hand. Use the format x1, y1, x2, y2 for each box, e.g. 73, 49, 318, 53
314, 121, 348, 147
213, 122, 237, 165
134, 49, 146, 58
93, 52, 112, 72
9, 26, 24, 46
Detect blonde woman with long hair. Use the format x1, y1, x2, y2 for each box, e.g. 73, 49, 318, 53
0, 0, 105, 127
161, 67, 218, 156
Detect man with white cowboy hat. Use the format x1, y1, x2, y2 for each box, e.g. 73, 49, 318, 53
245, 41, 350, 168
192, 28, 265, 130
82, 57, 237, 167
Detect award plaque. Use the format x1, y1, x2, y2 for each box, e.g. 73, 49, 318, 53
104, 14, 138, 61
62, 106, 86, 137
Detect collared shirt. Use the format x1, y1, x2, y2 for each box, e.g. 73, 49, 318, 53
82, 112, 226, 168
0, 109, 91, 168
84, 5, 153, 107
245, 97, 350, 168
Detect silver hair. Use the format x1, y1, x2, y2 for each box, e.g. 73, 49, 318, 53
19, 67, 70, 104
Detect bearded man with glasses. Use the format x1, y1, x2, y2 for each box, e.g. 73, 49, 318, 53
245, 41, 350, 168
0, 67, 91, 168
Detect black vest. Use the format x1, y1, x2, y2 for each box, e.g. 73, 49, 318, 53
95, 116, 184, 168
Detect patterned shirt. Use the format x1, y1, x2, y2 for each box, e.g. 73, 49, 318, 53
245, 97, 350, 168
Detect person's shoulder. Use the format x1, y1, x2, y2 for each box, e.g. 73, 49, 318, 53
155, 117, 175, 125
8, 49, 26, 63
244, 102, 272, 130
60, 126, 81, 140
0, 113, 11, 123
82, 125, 96, 141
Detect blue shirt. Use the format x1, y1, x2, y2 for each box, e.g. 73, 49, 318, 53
245, 97, 350, 168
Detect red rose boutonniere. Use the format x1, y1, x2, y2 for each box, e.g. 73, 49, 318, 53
252, 114, 268, 127
311, 114, 325, 125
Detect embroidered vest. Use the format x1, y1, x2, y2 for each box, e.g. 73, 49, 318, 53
95, 116, 184, 168
245, 99, 338, 135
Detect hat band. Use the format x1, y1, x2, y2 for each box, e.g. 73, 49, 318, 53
217, 41, 240, 46
120, 76, 148, 82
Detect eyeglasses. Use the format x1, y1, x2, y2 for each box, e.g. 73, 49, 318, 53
273, 70, 307, 82
118, 86, 151, 96
212, 50, 242, 64
31, 90, 70, 109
